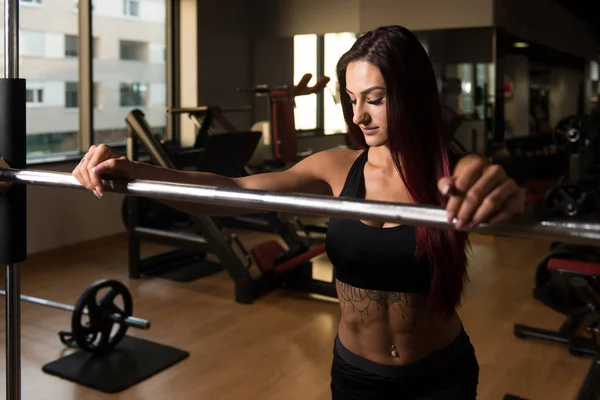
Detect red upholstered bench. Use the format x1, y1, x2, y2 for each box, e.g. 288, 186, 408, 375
251, 240, 327, 275
547, 258, 600, 276
521, 179, 558, 204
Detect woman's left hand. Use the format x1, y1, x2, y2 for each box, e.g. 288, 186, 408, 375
437, 154, 525, 229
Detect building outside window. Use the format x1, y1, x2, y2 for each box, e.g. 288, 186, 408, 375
16, 0, 166, 160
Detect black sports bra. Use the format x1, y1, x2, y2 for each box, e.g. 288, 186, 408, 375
325, 149, 431, 293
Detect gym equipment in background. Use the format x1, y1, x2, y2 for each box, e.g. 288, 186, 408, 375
542, 114, 600, 220
0, 279, 150, 355
230, 73, 333, 236
0, 274, 188, 394
510, 251, 600, 400
122, 109, 336, 303
164, 104, 254, 169
238, 73, 331, 169
508, 113, 600, 400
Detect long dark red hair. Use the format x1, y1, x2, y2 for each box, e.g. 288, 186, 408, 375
336, 25, 470, 318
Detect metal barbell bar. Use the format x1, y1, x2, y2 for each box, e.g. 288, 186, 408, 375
0, 290, 150, 329
1, 167, 600, 246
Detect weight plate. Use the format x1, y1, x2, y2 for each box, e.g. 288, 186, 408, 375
544, 184, 598, 218
553, 115, 598, 154
70, 279, 133, 355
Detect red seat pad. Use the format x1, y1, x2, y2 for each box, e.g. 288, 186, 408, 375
547, 258, 600, 276
272, 244, 326, 274
250, 240, 326, 274
250, 240, 285, 272
521, 179, 558, 204
270, 90, 298, 164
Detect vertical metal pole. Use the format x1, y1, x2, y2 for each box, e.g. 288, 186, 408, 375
5, 0, 18, 79
4, 0, 21, 399
5, 266, 19, 400
316, 35, 324, 134
165, 0, 175, 144
77, 0, 92, 151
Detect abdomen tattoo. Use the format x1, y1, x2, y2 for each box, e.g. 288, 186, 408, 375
336, 280, 421, 323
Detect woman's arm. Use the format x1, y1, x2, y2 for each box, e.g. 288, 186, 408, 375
72, 144, 341, 216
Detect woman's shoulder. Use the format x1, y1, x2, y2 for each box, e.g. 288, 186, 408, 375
309, 146, 363, 165
297, 146, 363, 186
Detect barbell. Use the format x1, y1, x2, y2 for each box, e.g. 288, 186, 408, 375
0, 167, 599, 246
0, 279, 150, 355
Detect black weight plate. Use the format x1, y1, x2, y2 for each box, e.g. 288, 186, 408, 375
544, 184, 598, 218
553, 116, 584, 154
553, 115, 599, 154
71, 279, 133, 355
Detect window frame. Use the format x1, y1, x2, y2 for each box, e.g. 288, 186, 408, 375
294, 33, 362, 137
26, 0, 175, 165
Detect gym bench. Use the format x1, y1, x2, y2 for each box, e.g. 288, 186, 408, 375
509, 255, 600, 400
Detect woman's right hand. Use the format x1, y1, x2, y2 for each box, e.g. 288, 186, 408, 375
72, 144, 135, 198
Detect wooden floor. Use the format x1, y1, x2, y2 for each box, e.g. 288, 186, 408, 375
0, 229, 594, 400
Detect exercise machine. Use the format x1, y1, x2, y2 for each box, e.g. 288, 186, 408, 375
123, 109, 336, 303
238, 73, 331, 169
506, 113, 600, 400
160, 104, 254, 170
228, 73, 332, 236
167, 104, 252, 147
507, 247, 600, 400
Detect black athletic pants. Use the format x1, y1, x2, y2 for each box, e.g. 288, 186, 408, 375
330, 327, 480, 399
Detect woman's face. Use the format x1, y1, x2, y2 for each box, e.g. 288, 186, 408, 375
345, 61, 388, 147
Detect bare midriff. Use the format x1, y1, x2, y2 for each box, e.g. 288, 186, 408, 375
335, 279, 463, 365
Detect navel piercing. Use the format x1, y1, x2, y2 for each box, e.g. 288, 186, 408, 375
390, 345, 398, 358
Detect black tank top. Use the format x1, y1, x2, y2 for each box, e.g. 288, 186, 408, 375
325, 149, 431, 293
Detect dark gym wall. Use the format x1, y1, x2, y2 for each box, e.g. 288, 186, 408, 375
252, 0, 494, 36
196, 0, 255, 132
495, 0, 596, 60
358, 0, 493, 32
417, 28, 494, 64
246, 0, 495, 126
492, 0, 596, 142
250, 36, 294, 123
252, 0, 361, 37
192, 1, 297, 130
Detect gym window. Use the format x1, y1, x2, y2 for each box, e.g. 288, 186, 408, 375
293, 34, 318, 132
293, 32, 360, 135
323, 32, 358, 135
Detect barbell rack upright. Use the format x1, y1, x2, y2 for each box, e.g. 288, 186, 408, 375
2, 0, 27, 399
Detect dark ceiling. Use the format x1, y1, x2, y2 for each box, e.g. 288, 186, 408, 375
556, 0, 600, 36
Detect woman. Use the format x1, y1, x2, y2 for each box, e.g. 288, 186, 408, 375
72, 26, 524, 399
